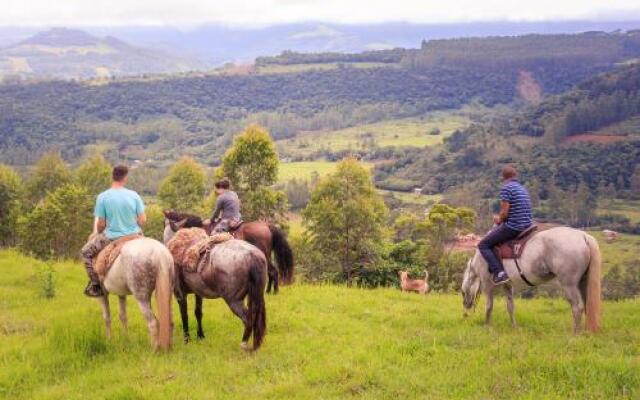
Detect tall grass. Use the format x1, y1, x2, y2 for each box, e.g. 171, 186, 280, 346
0, 250, 638, 399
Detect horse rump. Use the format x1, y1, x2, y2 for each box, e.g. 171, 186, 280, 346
268, 225, 294, 284
247, 253, 267, 350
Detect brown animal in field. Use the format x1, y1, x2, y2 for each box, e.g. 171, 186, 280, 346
603, 229, 618, 243
398, 270, 429, 295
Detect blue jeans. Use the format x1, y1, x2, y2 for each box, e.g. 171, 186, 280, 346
478, 224, 521, 276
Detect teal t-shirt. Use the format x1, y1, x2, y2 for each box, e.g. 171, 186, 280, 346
95, 188, 145, 239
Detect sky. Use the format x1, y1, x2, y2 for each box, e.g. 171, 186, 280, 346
4, 0, 640, 27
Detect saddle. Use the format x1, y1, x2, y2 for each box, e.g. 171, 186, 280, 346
494, 225, 539, 260
94, 234, 142, 278
167, 228, 233, 272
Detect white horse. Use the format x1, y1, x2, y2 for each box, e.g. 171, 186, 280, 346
98, 238, 176, 350
461, 227, 602, 333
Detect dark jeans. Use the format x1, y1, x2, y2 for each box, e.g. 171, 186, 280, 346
478, 224, 521, 276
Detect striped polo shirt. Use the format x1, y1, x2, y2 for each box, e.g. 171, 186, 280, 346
500, 179, 533, 231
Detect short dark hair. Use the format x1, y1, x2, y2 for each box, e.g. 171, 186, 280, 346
502, 165, 517, 181
215, 177, 230, 190
112, 165, 129, 182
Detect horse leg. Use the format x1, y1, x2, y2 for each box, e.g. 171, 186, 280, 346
177, 295, 190, 343
98, 295, 112, 340
225, 299, 251, 350
484, 288, 494, 326
118, 295, 128, 336
136, 298, 159, 350
563, 285, 584, 334
195, 295, 205, 340
504, 286, 516, 328
266, 261, 278, 294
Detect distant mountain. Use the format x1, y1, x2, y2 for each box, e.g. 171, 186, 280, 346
92, 20, 640, 65
0, 28, 203, 80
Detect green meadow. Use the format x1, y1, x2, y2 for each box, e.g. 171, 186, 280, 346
0, 249, 638, 399
276, 112, 472, 159
278, 160, 374, 183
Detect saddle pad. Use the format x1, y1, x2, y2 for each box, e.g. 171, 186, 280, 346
167, 228, 233, 272
94, 234, 141, 278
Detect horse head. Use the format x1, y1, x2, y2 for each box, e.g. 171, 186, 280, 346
461, 257, 481, 315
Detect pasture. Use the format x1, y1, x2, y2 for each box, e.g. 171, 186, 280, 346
278, 160, 373, 182
1, 250, 638, 399
276, 111, 472, 159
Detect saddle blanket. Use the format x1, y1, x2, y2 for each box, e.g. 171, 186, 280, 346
167, 228, 233, 272
94, 234, 142, 278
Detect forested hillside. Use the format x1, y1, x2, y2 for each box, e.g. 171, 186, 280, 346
2, 31, 639, 165
378, 62, 640, 231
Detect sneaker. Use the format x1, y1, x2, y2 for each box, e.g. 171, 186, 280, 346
84, 282, 104, 297
492, 271, 510, 286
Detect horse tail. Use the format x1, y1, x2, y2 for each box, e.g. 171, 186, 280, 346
269, 225, 294, 284
583, 234, 602, 333
248, 253, 267, 350
155, 251, 174, 350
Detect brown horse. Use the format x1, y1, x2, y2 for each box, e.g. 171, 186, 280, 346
163, 210, 294, 293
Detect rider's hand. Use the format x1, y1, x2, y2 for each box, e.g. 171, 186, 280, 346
493, 215, 502, 225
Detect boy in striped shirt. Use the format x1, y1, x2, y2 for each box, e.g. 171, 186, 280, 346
478, 165, 533, 285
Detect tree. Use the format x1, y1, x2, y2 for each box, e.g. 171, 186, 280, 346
26, 152, 72, 205
414, 203, 475, 263
0, 164, 23, 246
75, 154, 112, 197
143, 204, 166, 241
220, 124, 278, 192
218, 124, 288, 223
303, 158, 388, 284
158, 157, 207, 212
19, 183, 93, 259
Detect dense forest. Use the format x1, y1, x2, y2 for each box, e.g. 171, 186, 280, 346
1, 31, 638, 165
404, 31, 640, 70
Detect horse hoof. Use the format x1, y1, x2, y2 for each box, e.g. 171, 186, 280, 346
197, 333, 205, 340
240, 342, 249, 351
183, 336, 191, 344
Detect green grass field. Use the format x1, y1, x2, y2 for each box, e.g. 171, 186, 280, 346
276, 111, 472, 158
278, 161, 373, 183
1, 250, 638, 399
590, 231, 640, 273
598, 198, 640, 224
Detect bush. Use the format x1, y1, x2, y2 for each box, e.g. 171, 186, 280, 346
19, 184, 93, 259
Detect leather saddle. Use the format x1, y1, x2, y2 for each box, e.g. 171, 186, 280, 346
494, 225, 539, 260
94, 234, 142, 278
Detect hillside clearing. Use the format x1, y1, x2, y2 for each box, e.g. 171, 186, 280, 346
276, 111, 472, 158
0, 250, 638, 399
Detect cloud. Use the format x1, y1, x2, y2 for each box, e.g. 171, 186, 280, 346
3, 0, 640, 27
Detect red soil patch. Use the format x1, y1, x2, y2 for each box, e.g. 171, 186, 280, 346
517, 70, 542, 103
562, 134, 627, 145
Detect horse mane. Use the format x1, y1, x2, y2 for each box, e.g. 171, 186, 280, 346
164, 210, 204, 228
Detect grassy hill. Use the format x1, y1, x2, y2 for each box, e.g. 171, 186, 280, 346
0, 28, 200, 80
1, 250, 638, 399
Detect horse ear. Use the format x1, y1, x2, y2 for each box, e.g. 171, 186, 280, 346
169, 218, 188, 232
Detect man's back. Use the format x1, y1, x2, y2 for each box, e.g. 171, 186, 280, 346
95, 188, 144, 239
216, 191, 241, 220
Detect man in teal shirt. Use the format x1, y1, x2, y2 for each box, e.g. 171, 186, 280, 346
81, 165, 146, 297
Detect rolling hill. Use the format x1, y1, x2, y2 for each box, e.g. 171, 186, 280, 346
0, 28, 202, 80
